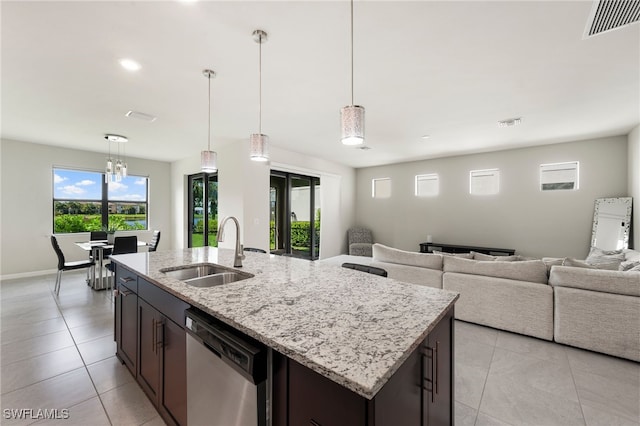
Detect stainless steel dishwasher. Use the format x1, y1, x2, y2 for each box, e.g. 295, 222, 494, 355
185, 309, 268, 426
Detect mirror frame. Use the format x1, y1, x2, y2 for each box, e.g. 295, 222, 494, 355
591, 197, 633, 250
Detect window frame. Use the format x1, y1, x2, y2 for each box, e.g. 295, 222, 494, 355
539, 161, 579, 191
372, 177, 392, 199
415, 173, 439, 197
469, 168, 500, 195
52, 167, 149, 233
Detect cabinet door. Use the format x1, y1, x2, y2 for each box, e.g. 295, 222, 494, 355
422, 311, 453, 425
138, 299, 161, 404
289, 359, 366, 426
159, 317, 187, 426
116, 288, 138, 375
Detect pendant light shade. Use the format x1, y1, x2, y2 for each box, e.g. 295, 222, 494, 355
250, 29, 269, 162
341, 0, 365, 146
341, 105, 365, 145
250, 133, 269, 161
201, 69, 218, 173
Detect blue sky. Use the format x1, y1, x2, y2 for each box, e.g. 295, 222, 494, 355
53, 169, 147, 201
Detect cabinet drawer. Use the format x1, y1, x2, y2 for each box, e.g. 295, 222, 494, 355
116, 265, 138, 293
138, 278, 189, 327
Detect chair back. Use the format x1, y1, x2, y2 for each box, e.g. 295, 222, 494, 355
148, 230, 161, 252
112, 236, 138, 255
348, 227, 373, 245
90, 231, 107, 241
341, 262, 388, 277
243, 247, 267, 253
50, 235, 66, 270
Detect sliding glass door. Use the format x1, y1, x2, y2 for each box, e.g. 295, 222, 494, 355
188, 173, 218, 247
270, 171, 320, 259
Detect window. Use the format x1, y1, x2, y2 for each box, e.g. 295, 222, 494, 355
415, 174, 439, 197
469, 169, 499, 195
53, 168, 148, 233
540, 161, 579, 191
372, 178, 392, 199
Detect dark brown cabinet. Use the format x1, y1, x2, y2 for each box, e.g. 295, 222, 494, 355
114, 268, 188, 426
274, 309, 454, 426
422, 310, 454, 425
115, 264, 138, 376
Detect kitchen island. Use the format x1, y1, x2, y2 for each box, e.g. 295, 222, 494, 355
110, 247, 458, 426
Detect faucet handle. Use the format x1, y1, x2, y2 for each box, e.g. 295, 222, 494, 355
240, 244, 246, 260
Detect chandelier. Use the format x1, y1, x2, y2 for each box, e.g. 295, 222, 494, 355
105, 134, 128, 183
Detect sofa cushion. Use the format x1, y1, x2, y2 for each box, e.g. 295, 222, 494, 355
549, 265, 640, 297
621, 249, 640, 270
371, 261, 443, 288
372, 243, 443, 270
542, 257, 565, 275
443, 256, 548, 284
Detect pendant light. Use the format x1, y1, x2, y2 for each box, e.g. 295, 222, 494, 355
341, 0, 365, 145
104, 134, 128, 183
201, 69, 218, 173
250, 29, 269, 162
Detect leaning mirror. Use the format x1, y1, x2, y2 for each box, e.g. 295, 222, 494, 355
591, 197, 633, 250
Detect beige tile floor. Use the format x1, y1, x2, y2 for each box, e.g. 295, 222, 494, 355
1, 271, 639, 426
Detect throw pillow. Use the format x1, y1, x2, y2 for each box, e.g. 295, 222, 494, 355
433, 250, 474, 259
563, 257, 620, 270
543, 257, 566, 274
585, 246, 624, 269
471, 251, 497, 261
629, 264, 640, 272
620, 260, 640, 271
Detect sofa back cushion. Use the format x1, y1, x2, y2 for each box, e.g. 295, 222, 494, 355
443, 256, 548, 284
372, 243, 443, 270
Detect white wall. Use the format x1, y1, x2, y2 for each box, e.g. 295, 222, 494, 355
355, 136, 629, 259
0, 138, 172, 277
170, 143, 356, 259
629, 125, 640, 249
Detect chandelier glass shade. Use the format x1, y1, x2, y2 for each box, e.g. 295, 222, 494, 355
201, 69, 218, 173
105, 134, 128, 183
250, 30, 269, 162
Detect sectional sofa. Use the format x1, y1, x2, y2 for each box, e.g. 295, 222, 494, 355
366, 243, 640, 362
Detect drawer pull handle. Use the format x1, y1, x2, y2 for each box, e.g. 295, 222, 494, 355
421, 346, 435, 402
119, 276, 135, 283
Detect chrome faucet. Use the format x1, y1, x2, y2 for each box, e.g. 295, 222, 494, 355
217, 216, 245, 267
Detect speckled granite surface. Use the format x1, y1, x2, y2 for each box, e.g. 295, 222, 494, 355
111, 247, 458, 399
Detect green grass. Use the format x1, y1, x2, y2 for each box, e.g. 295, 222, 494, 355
191, 233, 217, 248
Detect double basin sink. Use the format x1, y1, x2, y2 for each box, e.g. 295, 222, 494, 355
160, 263, 254, 288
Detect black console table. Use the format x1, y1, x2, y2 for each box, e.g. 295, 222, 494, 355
419, 242, 515, 256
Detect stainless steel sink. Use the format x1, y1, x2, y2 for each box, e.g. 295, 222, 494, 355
160, 263, 253, 287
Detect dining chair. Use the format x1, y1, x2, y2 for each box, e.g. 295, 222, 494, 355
51, 235, 95, 295
148, 230, 161, 252
87, 231, 110, 282
106, 236, 138, 290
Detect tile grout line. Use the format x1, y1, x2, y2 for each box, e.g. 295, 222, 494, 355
50, 278, 116, 426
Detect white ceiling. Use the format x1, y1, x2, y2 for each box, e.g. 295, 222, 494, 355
2, 1, 639, 169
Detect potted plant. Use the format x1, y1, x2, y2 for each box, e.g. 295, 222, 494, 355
103, 225, 117, 244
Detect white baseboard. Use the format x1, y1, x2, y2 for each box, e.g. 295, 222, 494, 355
1, 269, 57, 281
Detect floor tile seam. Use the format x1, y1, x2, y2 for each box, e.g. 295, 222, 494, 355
579, 399, 640, 425
25, 394, 107, 426
73, 332, 116, 348
568, 357, 640, 388
0, 365, 89, 397
52, 288, 115, 426
0, 330, 73, 348
454, 400, 479, 425
0, 342, 78, 368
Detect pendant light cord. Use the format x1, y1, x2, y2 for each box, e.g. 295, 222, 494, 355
259, 32, 263, 134
207, 73, 211, 151
350, 0, 354, 105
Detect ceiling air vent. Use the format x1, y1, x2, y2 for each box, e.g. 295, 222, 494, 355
584, 0, 640, 37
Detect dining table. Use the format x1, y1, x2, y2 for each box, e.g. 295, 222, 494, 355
75, 240, 147, 290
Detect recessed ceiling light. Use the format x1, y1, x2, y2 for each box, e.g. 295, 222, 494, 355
421, 135, 431, 140
119, 58, 141, 72
357, 146, 372, 150
125, 110, 157, 122
498, 117, 522, 127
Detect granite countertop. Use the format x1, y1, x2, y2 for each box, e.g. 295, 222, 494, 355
111, 247, 458, 399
